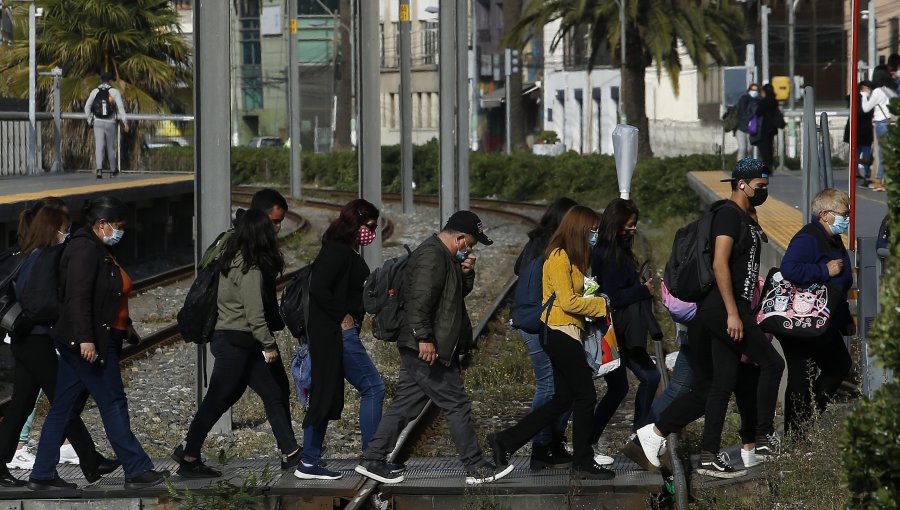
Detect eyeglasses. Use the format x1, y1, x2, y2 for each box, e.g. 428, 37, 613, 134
827, 210, 850, 217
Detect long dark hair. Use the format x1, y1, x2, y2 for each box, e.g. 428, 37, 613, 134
220, 208, 284, 277
529, 197, 577, 241
17, 196, 67, 244
597, 198, 639, 269
872, 65, 894, 90
545, 206, 599, 274
82, 196, 129, 227
322, 198, 379, 245
20, 207, 70, 255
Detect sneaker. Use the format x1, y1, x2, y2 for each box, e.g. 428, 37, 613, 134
858, 179, 870, 188
294, 462, 343, 480
465, 461, 514, 485
7, 447, 35, 470
96, 170, 103, 179
530, 443, 572, 470
96, 454, 121, 475
177, 459, 223, 479
572, 460, 615, 480
592, 442, 615, 467
354, 460, 404, 484
0, 467, 26, 487
111, 169, 120, 178
281, 449, 301, 470
741, 448, 759, 468
124, 469, 169, 489
58, 443, 80, 465
488, 432, 512, 467
696, 451, 747, 479
635, 424, 666, 468
388, 462, 406, 474
27, 476, 76, 490
755, 433, 781, 461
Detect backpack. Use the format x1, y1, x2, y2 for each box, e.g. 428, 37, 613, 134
511, 255, 547, 333
363, 245, 412, 342
19, 244, 65, 326
280, 264, 312, 341
177, 261, 221, 344
90, 85, 116, 120
663, 201, 742, 303
722, 106, 739, 133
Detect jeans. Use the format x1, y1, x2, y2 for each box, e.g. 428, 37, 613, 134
875, 120, 890, 181
649, 344, 695, 423
782, 328, 851, 434
184, 331, 299, 460
31, 331, 152, 480
520, 330, 570, 446
303, 328, 385, 465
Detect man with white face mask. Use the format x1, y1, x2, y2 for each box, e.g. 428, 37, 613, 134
735, 83, 761, 160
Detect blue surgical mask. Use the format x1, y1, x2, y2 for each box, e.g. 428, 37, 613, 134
103, 227, 124, 246
57, 230, 70, 243
588, 231, 599, 248
748, 90, 759, 98
455, 239, 470, 262
830, 214, 850, 236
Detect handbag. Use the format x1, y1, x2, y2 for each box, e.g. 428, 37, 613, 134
756, 270, 838, 339
0, 255, 27, 336
583, 295, 621, 378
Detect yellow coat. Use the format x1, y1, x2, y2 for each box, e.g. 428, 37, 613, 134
542, 248, 607, 332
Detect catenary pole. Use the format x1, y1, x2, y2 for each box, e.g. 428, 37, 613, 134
27, 2, 35, 174
849, 0, 860, 249
439, 0, 458, 224
358, 0, 382, 268
761, 5, 770, 85
456, 0, 469, 210
287, 0, 302, 199
399, 0, 413, 213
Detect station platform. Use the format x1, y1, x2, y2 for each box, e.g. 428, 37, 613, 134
0, 455, 664, 509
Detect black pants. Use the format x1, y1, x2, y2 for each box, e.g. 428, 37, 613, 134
589, 364, 628, 444
756, 135, 775, 169
658, 305, 784, 453
184, 331, 299, 458
499, 328, 597, 466
781, 328, 851, 434
0, 334, 100, 475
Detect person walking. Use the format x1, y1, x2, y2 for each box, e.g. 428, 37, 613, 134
845, 81, 875, 188
489, 206, 615, 480
355, 211, 513, 485
636, 158, 785, 478
591, 199, 661, 466
862, 65, 898, 191
751, 84, 786, 170
735, 83, 760, 160
84, 72, 129, 179
511, 197, 578, 470
779, 188, 853, 433
294, 199, 386, 480
173, 209, 300, 478
28, 197, 167, 490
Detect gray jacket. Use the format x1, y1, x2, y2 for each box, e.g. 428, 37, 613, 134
398, 235, 475, 366
214, 253, 277, 351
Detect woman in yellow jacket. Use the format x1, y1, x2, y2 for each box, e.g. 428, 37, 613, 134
488, 206, 614, 480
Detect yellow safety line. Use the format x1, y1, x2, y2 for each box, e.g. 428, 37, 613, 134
0, 175, 194, 206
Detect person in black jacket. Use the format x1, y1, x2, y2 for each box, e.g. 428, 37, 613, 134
844, 81, 875, 187
590, 199, 661, 465
295, 199, 385, 480
750, 83, 786, 169
512, 197, 577, 470
0, 204, 118, 487
28, 197, 167, 491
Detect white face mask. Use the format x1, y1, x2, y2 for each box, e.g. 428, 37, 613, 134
748, 90, 759, 98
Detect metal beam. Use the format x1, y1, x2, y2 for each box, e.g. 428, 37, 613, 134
358, 0, 382, 268
399, 0, 414, 214
27, 2, 36, 175
439, 1, 458, 224
456, 0, 469, 210
287, 0, 302, 199
193, 0, 232, 434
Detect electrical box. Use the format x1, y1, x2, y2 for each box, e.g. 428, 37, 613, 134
771, 76, 791, 102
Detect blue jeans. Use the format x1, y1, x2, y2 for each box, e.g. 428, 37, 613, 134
875, 120, 890, 180
31, 331, 154, 480
302, 327, 384, 464
521, 330, 570, 446
649, 344, 694, 423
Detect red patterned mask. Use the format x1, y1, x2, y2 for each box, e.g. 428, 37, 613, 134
358, 225, 376, 246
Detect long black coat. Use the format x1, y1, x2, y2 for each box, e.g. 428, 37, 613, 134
303, 241, 369, 429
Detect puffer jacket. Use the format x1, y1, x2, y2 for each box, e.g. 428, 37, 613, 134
397, 235, 475, 366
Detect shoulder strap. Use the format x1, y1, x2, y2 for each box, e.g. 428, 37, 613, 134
1, 256, 25, 290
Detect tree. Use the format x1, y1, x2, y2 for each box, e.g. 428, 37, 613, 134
502, 0, 526, 150
505, 0, 744, 156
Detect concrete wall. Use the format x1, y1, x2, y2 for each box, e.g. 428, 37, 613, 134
542, 69, 621, 155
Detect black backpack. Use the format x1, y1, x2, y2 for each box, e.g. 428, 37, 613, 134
280, 264, 312, 341
663, 201, 740, 303
177, 261, 220, 344
363, 246, 412, 342
19, 244, 65, 326
722, 106, 739, 133
0, 251, 27, 337
90, 85, 115, 120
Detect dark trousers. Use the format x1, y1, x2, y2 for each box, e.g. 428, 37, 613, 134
0, 335, 100, 475
756, 135, 775, 169
781, 328, 851, 434
184, 331, 299, 458
499, 328, 597, 466
32, 331, 152, 480
364, 349, 483, 469
657, 305, 784, 453
622, 347, 661, 432
589, 365, 628, 444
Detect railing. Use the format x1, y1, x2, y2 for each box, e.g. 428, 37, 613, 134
0, 112, 195, 177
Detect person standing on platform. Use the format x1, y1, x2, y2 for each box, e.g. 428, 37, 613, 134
84, 72, 129, 179
751, 84, 785, 170
862, 65, 898, 192
28, 197, 167, 490
355, 211, 513, 485
845, 81, 875, 188
735, 83, 760, 160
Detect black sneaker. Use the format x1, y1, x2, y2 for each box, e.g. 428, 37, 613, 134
124, 469, 169, 489
465, 461, 514, 485
171, 444, 187, 463
97, 454, 121, 475
355, 459, 404, 484
177, 459, 222, 479
549, 436, 574, 464
572, 460, 616, 480
27, 476, 77, 490
755, 433, 781, 461
388, 462, 406, 474
530, 443, 572, 470
0, 467, 25, 487
488, 432, 512, 467
696, 451, 747, 479
281, 449, 301, 470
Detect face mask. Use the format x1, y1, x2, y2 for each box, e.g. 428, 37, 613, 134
588, 231, 599, 248
748, 90, 759, 98
742, 184, 768, 207
829, 214, 850, 235
103, 227, 124, 246
58, 230, 70, 244
455, 238, 470, 263
357, 225, 376, 246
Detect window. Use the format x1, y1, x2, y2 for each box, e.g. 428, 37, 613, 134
421, 21, 438, 66
242, 67, 263, 110
239, 1, 262, 109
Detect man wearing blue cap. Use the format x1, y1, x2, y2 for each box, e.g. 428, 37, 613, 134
636, 158, 785, 478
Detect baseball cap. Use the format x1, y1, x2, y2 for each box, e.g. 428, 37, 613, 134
444, 210, 493, 246
721, 157, 769, 183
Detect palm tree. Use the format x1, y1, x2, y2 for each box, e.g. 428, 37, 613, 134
505, 0, 744, 156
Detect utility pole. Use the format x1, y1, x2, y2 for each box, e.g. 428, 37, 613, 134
761, 5, 770, 86
287, 0, 302, 199
38, 67, 63, 172
618, 0, 626, 124
867, 0, 876, 77
438, 1, 458, 225
27, 2, 36, 175
358, 0, 382, 268
456, 0, 469, 210
399, 0, 413, 213
504, 48, 512, 155
788, 0, 798, 111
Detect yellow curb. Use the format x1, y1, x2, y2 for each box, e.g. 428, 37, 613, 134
0, 175, 194, 205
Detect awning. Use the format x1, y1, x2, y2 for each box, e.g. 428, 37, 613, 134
480, 81, 542, 109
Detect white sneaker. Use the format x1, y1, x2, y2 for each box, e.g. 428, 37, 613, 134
592, 442, 615, 466
6, 447, 35, 470
58, 443, 80, 465
636, 424, 666, 468
741, 448, 759, 468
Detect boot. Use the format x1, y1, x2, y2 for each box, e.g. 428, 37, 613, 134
530, 443, 572, 470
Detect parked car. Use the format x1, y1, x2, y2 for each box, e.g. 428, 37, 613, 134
246, 136, 285, 148
143, 136, 190, 149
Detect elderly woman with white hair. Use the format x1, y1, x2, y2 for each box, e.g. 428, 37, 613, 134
779, 188, 853, 434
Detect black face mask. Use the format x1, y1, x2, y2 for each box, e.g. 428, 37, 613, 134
748, 187, 768, 207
